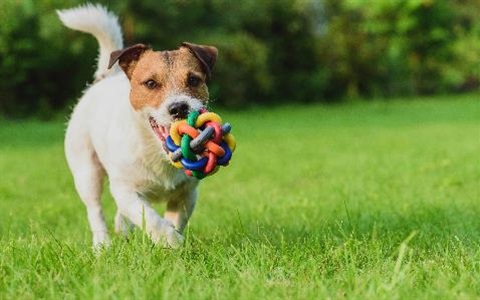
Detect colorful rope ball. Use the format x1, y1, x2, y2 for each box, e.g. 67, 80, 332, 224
165, 109, 236, 179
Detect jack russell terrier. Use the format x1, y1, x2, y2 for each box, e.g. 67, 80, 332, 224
58, 4, 218, 248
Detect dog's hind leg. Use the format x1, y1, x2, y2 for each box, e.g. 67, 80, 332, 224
65, 126, 109, 248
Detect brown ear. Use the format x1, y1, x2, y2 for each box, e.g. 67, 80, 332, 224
181, 42, 218, 80
108, 44, 150, 79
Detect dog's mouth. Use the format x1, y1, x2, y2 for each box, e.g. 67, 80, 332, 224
149, 116, 170, 151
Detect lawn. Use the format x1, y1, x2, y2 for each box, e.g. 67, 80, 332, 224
1, 94, 479, 299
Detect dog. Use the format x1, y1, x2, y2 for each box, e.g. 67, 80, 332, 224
57, 4, 218, 249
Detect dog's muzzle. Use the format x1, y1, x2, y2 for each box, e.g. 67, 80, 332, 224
148, 96, 203, 151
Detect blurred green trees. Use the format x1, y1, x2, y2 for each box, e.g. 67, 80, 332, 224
0, 0, 478, 118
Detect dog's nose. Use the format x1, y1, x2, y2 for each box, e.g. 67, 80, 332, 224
168, 101, 190, 119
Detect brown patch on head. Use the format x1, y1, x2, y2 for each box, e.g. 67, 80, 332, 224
110, 43, 218, 111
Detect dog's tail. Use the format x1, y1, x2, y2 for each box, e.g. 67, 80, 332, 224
57, 4, 124, 81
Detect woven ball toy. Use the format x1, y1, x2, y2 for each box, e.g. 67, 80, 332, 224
165, 109, 236, 179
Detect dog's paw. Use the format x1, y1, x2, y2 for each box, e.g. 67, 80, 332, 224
92, 231, 111, 254
151, 221, 185, 249
114, 211, 134, 237
165, 227, 185, 249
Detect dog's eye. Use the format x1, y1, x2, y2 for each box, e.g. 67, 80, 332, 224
144, 80, 158, 89
187, 75, 201, 88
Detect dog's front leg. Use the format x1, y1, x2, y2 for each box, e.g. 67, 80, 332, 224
110, 183, 184, 248
165, 188, 197, 233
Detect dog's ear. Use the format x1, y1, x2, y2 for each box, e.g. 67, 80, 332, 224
181, 42, 218, 80
108, 44, 150, 79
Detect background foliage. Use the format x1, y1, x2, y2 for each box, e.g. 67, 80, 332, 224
0, 0, 479, 118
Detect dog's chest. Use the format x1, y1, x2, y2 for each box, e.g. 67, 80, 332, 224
133, 143, 193, 200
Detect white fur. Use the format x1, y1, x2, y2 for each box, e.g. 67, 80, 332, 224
57, 4, 123, 80
60, 5, 201, 249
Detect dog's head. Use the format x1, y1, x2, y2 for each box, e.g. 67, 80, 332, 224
108, 42, 218, 149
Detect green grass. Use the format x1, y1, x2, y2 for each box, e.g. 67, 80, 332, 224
1, 94, 479, 299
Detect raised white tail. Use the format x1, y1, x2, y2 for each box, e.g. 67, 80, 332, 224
57, 3, 124, 81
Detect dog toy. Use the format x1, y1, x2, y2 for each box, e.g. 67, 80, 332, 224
165, 109, 236, 179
